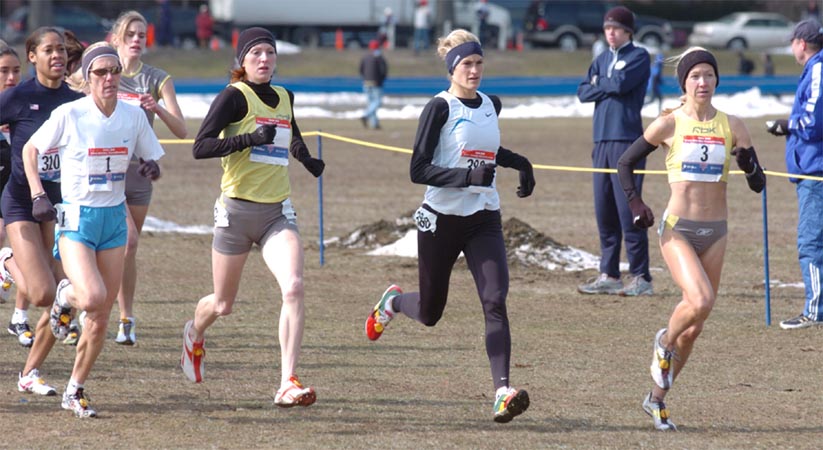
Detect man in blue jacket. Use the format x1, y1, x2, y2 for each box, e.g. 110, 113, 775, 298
767, 19, 823, 329
577, 6, 652, 296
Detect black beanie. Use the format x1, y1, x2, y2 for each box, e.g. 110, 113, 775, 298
603, 6, 635, 33
236, 27, 276, 66
676, 49, 719, 92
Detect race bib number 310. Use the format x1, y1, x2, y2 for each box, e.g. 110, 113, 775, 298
39, 148, 61, 181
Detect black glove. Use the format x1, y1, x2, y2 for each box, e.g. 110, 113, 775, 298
731, 146, 758, 174
32, 194, 56, 222
466, 163, 496, 187
628, 197, 654, 229
765, 119, 789, 136
302, 157, 325, 177
138, 159, 161, 180
516, 165, 535, 198
249, 125, 277, 146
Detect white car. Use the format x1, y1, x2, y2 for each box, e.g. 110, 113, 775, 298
688, 12, 795, 50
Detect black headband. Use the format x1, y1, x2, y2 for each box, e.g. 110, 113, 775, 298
236, 27, 276, 67
445, 41, 483, 74
676, 50, 719, 92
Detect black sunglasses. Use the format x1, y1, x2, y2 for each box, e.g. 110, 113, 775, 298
90, 65, 122, 77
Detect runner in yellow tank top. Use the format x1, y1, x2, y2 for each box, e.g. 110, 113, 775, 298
617, 47, 766, 431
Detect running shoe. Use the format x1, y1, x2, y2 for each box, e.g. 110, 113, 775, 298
115, 317, 136, 345
779, 314, 818, 330
17, 369, 57, 396
63, 321, 81, 346
181, 320, 205, 383
8, 321, 34, 347
642, 392, 677, 431
0, 247, 14, 303
365, 284, 402, 341
274, 375, 316, 407
62, 388, 97, 418
493, 387, 530, 423
620, 275, 654, 297
49, 279, 73, 340
577, 273, 623, 295
650, 328, 673, 390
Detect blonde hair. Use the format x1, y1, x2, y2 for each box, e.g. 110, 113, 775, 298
110, 10, 148, 47
436, 29, 480, 59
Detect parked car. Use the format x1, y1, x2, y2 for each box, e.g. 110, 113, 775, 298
688, 12, 795, 50
1, 5, 111, 44
524, 1, 673, 51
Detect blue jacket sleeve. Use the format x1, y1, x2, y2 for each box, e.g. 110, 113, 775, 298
577, 59, 608, 103
791, 60, 823, 143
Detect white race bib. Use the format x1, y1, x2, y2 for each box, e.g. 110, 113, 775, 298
87, 146, 130, 192
249, 117, 292, 166
38, 147, 61, 182
679, 135, 726, 182
117, 92, 141, 107
55, 203, 80, 232
414, 206, 437, 233
282, 198, 297, 225
214, 198, 229, 228
460, 148, 496, 194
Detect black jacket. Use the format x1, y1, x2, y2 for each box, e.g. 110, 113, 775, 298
359, 51, 388, 87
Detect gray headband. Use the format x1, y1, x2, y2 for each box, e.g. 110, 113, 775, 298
82, 45, 119, 80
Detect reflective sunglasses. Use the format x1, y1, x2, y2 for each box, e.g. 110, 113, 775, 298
89, 65, 122, 77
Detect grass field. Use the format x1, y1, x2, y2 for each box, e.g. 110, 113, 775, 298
1, 111, 821, 448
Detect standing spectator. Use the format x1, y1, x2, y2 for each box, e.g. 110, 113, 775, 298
646, 52, 664, 113
413, 0, 432, 55
762, 52, 775, 76
363, 29, 535, 424
156, 0, 173, 47
766, 19, 823, 330
737, 51, 755, 75
576, 6, 653, 296
378, 7, 395, 50
618, 47, 765, 431
475, 0, 490, 47
359, 40, 388, 130
181, 28, 324, 408
804, 0, 821, 21
196, 4, 215, 49
23, 43, 164, 418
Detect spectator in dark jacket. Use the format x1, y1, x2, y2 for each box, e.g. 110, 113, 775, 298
196, 4, 215, 49
576, 6, 652, 297
359, 40, 388, 129
738, 51, 755, 75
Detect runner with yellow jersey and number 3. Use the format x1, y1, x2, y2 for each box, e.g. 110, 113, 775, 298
616, 47, 766, 431
22, 42, 164, 418
180, 27, 324, 408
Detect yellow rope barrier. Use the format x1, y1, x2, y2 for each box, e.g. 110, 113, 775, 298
158, 132, 823, 181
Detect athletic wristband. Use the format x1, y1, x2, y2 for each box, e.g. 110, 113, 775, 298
31, 192, 46, 201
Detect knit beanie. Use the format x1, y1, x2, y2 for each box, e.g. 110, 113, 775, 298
603, 6, 635, 33
236, 27, 276, 66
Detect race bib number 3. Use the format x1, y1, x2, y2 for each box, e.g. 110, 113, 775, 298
249, 117, 292, 166
88, 146, 130, 191
39, 148, 61, 181
680, 135, 726, 182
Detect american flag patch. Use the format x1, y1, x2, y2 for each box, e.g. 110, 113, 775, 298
29, 104, 39, 110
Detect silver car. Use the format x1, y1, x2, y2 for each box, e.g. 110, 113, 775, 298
688, 12, 795, 51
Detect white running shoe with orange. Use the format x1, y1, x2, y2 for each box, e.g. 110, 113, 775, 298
274, 375, 316, 408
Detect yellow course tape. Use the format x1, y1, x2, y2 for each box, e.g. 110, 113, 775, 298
158, 133, 823, 181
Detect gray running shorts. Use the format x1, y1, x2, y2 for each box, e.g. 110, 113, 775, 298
658, 209, 727, 255
125, 161, 153, 206
212, 194, 299, 255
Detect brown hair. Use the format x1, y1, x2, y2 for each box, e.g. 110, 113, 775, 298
25, 27, 64, 58
64, 30, 86, 76
230, 67, 247, 83
110, 10, 148, 47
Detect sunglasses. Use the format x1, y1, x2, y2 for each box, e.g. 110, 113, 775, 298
89, 65, 122, 77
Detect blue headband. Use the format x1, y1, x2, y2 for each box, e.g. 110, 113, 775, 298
445, 41, 483, 74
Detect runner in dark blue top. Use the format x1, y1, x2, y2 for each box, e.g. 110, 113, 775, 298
0, 28, 83, 397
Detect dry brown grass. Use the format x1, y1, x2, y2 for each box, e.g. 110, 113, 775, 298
1, 115, 821, 449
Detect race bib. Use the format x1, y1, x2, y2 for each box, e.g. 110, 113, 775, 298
87, 147, 130, 191
414, 206, 437, 233
460, 148, 496, 194
117, 92, 141, 107
679, 135, 726, 182
214, 198, 229, 228
55, 203, 80, 232
249, 117, 292, 166
39, 148, 61, 182
282, 198, 297, 225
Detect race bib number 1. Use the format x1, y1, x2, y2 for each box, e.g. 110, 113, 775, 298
39, 148, 61, 182
88, 146, 130, 191
55, 203, 80, 232
249, 117, 292, 166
